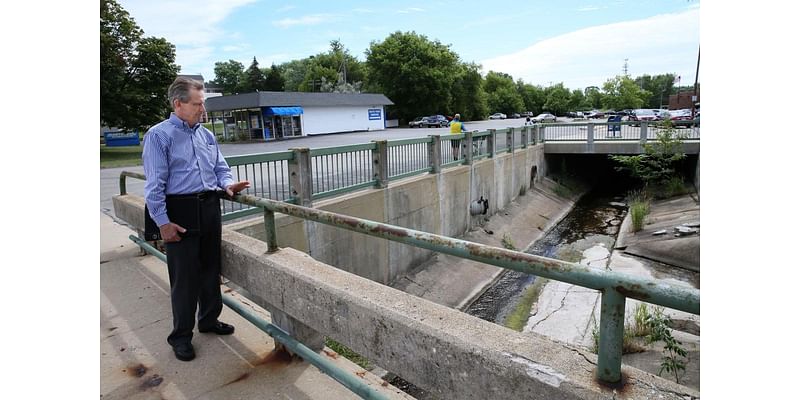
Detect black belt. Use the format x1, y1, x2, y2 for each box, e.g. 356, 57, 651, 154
167, 191, 220, 201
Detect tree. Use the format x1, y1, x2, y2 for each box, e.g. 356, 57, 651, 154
543, 83, 571, 116
264, 64, 285, 91
568, 89, 587, 112
100, 0, 179, 131
279, 59, 310, 91
450, 62, 487, 121
484, 71, 524, 115
610, 120, 687, 189
210, 60, 245, 94
584, 86, 603, 109
241, 57, 267, 92
601, 75, 651, 110
517, 83, 546, 115
366, 31, 460, 122
635, 74, 676, 109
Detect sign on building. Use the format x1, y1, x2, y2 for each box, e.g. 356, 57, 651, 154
368, 108, 382, 120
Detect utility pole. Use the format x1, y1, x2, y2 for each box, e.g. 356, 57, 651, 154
623, 58, 629, 76
692, 46, 700, 119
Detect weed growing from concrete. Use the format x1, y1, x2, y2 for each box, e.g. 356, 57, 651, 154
501, 233, 517, 250
325, 338, 371, 370
627, 190, 651, 232
645, 308, 688, 384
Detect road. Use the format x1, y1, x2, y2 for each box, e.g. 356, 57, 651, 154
100, 118, 532, 216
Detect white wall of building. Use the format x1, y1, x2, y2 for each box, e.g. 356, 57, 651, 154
302, 105, 385, 135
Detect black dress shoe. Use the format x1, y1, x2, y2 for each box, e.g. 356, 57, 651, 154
172, 342, 195, 362
199, 321, 235, 335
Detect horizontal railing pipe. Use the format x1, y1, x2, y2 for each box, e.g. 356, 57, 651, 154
128, 235, 390, 400
232, 194, 700, 315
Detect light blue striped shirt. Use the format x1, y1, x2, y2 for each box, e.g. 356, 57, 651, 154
143, 113, 234, 227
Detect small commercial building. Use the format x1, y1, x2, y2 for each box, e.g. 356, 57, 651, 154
204, 91, 394, 141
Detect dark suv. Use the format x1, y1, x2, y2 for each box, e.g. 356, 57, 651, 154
422, 115, 449, 128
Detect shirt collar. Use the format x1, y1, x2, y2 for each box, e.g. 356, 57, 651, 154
168, 113, 200, 131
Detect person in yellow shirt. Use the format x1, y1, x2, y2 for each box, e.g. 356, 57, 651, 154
449, 113, 467, 160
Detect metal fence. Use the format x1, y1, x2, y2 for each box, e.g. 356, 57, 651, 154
310, 144, 376, 201
120, 120, 699, 220
223, 152, 294, 220
387, 137, 432, 180
231, 193, 700, 385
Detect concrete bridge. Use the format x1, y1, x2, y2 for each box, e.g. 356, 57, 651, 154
108, 135, 700, 399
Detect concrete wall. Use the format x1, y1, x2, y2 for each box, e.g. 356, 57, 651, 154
111, 195, 699, 400
303, 105, 385, 135
229, 145, 547, 286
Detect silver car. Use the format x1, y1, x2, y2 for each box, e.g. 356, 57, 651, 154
531, 113, 557, 123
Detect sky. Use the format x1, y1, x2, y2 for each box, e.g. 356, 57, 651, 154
119, 0, 700, 91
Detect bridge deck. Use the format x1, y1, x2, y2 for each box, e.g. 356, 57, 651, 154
100, 212, 408, 400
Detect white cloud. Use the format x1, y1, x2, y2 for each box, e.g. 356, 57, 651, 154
119, 0, 258, 78
273, 14, 339, 28
397, 7, 425, 14
481, 9, 700, 90
578, 6, 601, 12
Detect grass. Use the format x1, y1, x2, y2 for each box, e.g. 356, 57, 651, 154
324, 338, 371, 370
590, 304, 663, 355
505, 278, 549, 332
100, 143, 144, 168
501, 233, 517, 250
627, 189, 651, 232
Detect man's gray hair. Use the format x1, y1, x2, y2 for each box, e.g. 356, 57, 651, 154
168, 77, 204, 108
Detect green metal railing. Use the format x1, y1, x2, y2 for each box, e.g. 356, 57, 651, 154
128, 235, 389, 400
119, 119, 700, 221
310, 143, 376, 201
230, 193, 699, 385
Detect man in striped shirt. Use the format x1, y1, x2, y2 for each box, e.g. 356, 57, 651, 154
143, 77, 250, 362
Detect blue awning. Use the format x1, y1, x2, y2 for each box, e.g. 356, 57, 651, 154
263, 106, 303, 116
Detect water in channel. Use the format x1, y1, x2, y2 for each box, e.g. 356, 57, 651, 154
388, 186, 629, 400
465, 185, 628, 325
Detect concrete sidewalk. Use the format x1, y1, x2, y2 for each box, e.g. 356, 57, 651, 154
100, 212, 410, 399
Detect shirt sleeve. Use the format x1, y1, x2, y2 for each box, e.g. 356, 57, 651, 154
142, 131, 171, 227
209, 132, 234, 190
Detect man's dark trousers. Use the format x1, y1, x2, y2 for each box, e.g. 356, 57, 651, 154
165, 192, 223, 347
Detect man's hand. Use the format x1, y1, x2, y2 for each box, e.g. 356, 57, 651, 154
225, 181, 251, 198
159, 222, 187, 243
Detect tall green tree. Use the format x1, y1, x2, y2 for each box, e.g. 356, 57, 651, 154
635, 74, 676, 108
210, 59, 245, 94
568, 89, 587, 112
450, 62, 487, 121
100, 0, 179, 131
484, 71, 524, 115
584, 86, 603, 109
365, 31, 460, 122
601, 75, 651, 110
241, 57, 267, 92
299, 40, 366, 92
543, 83, 571, 116
279, 58, 310, 91
264, 64, 285, 91
517, 83, 546, 115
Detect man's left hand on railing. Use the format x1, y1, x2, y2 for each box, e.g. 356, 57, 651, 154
226, 181, 251, 197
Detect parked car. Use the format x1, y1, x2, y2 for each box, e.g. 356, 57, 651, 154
531, 113, 557, 123
409, 116, 426, 128
488, 113, 507, 120
628, 109, 659, 125
521, 111, 534, 117
422, 115, 449, 127
572, 111, 587, 119
510, 113, 521, 119
668, 109, 693, 121
587, 110, 606, 119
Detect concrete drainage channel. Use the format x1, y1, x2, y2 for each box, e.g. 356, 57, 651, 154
386, 186, 700, 398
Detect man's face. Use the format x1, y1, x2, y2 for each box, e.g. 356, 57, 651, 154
174, 88, 206, 127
